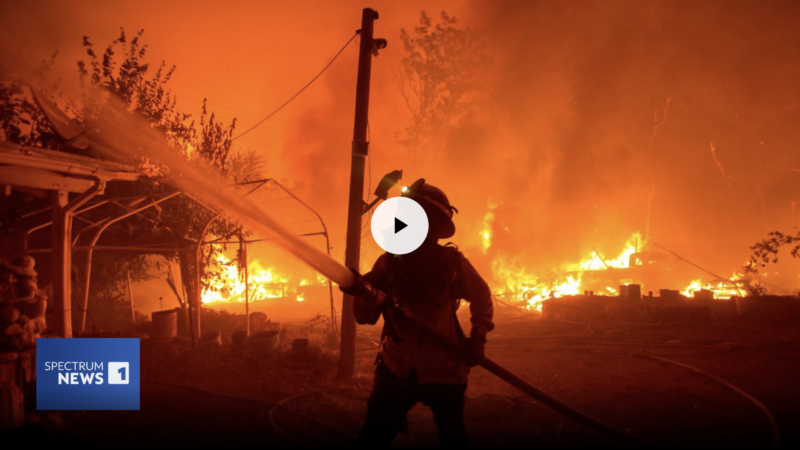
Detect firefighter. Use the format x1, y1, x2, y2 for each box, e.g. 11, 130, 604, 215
341, 179, 494, 448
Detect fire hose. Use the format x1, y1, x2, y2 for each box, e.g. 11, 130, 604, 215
88, 115, 661, 446
377, 296, 664, 448
192, 192, 664, 446
67, 89, 756, 448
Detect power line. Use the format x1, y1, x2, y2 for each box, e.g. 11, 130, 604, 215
173, 95, 265, 117
231, 33, 358, 142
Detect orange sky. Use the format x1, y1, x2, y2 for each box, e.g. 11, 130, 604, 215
0, 0, 463, 156
3, 1, 800, 314
0, 0, 468, 256
0, 1, 472, 313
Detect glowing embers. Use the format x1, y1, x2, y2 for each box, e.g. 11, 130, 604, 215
201, 252, 325, 304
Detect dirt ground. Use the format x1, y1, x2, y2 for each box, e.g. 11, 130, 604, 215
6, 309, 800, 449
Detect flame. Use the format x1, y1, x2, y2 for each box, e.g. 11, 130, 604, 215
480, 198, 501, 255
491, 232, 642, 312
491, 255, 582, 312
681, 270, 746, 299
480, 211, 494, 255
681, 279, 704, 297
491, 231, 749, 311
573, 232, 641, 271
201, 252, 324, 304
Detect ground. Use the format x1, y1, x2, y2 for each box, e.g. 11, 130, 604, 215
6, 309, 800, 449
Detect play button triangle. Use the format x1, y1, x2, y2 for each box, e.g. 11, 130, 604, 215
394, 217, 408, 234
371, 197, 429, 254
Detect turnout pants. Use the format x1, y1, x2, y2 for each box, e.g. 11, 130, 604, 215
356, 362, 469, 449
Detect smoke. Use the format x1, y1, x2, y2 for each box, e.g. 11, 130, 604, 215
408, 0, 800, 288
3, 0, 800, 297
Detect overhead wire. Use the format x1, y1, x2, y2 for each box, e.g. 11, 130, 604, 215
173, 95, 265, 117
230, 33, 359, 142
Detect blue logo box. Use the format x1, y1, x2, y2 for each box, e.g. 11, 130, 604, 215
37, 338, 140, 410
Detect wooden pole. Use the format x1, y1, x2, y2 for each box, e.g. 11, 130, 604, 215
338, 7, 379, 379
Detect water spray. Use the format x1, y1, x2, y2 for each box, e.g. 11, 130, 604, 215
69, 89, 660, 448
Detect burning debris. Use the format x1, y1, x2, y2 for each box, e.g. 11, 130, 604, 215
490, 232, 643, 312
488, 231, 766, 316
200, 249, 333, 323
202, 251, 298, 304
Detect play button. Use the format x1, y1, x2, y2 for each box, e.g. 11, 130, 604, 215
394, 218, 408, 234
371, 197, 429, 255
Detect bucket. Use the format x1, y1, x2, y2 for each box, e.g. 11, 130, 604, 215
248, 330, 280, 354
151, 309, 178, 339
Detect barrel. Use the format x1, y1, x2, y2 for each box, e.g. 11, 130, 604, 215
151, 309, 178, 339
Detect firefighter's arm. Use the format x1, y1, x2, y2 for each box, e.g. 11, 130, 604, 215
340, 254, 390, 325
456, 255, 495, 344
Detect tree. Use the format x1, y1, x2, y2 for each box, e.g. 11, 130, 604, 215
0, 52, 65, 147
398, 11, 488, 166
0, 28, 263, 326
73, 29, 265, 315
745, 230, 800, 274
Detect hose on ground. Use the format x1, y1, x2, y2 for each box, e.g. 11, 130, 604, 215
489, 346, 781, 448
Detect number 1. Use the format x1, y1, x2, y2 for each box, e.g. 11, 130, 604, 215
118, 366, 126, 381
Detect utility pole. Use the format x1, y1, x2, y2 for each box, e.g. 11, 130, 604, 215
339, 7, 383, 379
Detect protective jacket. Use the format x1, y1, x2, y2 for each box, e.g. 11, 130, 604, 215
354, 243, 494, 384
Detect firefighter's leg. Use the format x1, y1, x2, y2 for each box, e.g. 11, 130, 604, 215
356, 362, 416, 448
420, 383, 469, 449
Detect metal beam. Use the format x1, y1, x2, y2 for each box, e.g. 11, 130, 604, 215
78, 191, 182, 332
51, 179, 106, 338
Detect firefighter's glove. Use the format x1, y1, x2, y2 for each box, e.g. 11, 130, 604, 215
463, 336, 486, 367
339, 268, 384, 305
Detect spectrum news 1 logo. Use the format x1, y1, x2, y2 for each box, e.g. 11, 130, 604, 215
37, 338, 140, 410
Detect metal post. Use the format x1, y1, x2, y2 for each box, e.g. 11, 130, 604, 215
51, 191, 69, 338
78, 192, 181, 331
261, 179, 337, 333
339, 7, 379, 379
51, 180, 105, 338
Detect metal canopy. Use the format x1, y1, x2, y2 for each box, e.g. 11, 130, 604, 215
0, 141, 139, 184
0, 140, 142, 338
